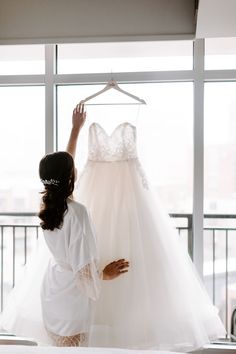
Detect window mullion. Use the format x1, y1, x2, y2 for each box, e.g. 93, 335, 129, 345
193, 39, 205, 278
45, 44, 56, 154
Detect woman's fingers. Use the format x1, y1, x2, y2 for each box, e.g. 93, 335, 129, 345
115, 261, 129, 273
118, 264, 129, 270
119, 270, 128, 274
116, 259, 128, 265
75, 103, 85, 113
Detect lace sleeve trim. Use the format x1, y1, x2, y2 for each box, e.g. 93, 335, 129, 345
75, 261, 101, 301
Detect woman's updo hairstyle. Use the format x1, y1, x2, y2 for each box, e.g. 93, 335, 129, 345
39, 151, 75, 230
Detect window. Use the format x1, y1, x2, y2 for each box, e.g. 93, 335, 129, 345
57, 41, 193, 74
2, 40, 236, 336
0, 86, 45, 212
57, 82, 193, 215
204, 82, 236, 332
204, 83, 236, 214
0, 45, 45, 75
205, 37, 236, 70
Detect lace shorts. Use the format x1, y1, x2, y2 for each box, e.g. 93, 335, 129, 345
47, 330, 87, 347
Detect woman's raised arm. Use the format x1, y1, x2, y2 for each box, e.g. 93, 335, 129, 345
66, 103, 86, 159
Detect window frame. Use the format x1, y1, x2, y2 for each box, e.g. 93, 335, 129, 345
1, 40, 236, 279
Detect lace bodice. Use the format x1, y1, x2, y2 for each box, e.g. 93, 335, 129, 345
88, 122, 137, 162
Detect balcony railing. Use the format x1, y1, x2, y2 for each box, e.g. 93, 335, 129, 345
1, 212, 236, 338
0, 212, 40, 313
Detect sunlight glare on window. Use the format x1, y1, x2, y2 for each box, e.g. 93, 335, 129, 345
205, 37, 236, 70
57, 41, 193, 74
0, 45, 45, 75
57, 82, 193, 214
0, 86, 45, 212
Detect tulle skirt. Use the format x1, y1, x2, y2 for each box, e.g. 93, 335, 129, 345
0, 237, 53, 345
0, 158, 226, 350
76, 158, 226, 351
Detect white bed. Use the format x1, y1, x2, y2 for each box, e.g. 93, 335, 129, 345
0, 347, 183, 354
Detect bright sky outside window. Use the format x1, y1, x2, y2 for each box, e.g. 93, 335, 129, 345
57, 41, 193, 74
0, 45, 45, 75
0, 86, 45, 212
205, 37, 236, 70
204, 82, 236, 333
57, 82, 193, 215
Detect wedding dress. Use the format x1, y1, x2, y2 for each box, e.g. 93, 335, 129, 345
1, 121, 225, 351
76, 121, 226, 351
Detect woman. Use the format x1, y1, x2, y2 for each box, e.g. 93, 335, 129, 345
39, 103, 129, 346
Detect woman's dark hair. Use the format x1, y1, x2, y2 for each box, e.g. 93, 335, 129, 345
38, 151, 75, 231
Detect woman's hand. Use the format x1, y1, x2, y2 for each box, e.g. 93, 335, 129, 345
102, 259, 129, 280
72, 103, 86, 132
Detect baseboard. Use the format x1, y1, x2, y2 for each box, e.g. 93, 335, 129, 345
193, 343, 236, 354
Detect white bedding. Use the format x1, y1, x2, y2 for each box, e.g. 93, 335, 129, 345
0, 347, 183, 354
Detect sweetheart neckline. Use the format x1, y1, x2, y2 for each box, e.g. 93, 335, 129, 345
89, 122, 136, 138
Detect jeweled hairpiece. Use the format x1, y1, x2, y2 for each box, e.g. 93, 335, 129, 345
41, 179, 60, 186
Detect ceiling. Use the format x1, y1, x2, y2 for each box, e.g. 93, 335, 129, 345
0, 0, 235, 44
196, 0, 236, 38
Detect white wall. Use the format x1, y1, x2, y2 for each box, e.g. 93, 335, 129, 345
0, 0, 195, 44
